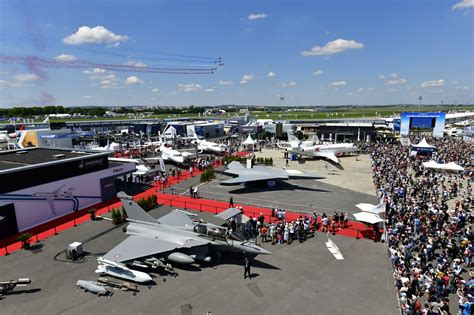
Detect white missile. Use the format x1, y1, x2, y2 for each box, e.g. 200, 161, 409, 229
96, 257, 152, 283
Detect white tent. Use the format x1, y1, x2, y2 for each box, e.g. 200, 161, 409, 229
353, 212, 384, 225
242, 134, 256, 145
422, 160, 464, 172
355, 202, 386, 214
242, 134, 256, 151
411, 138, 436, 150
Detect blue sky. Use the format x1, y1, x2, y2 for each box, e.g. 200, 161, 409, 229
0, 0, 473, 107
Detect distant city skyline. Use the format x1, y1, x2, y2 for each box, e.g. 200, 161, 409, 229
0, 0, 473, 108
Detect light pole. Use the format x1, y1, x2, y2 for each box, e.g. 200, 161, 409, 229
418, 96, 422, 112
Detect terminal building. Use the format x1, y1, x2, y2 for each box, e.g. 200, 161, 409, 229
0, 148, 135, 239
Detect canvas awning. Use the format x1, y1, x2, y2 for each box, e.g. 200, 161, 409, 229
411, 138, 436, 149
422, 160, 464, 172
355, 203, 386, 214
353, 212, 384, 225
242, 134, 256, 145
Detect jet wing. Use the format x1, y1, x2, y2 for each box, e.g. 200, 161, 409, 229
156, 210, 195, 228
221, 173, 288, 184
316, 151, 340, 164
181, 152, 193, 157
103, 235, 177, 263
284, 169, 322, 179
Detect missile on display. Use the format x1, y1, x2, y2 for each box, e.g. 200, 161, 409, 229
95, 257, 152, 283
76, 280, 111, 296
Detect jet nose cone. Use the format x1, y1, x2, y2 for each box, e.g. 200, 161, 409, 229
258, 247, 271, 255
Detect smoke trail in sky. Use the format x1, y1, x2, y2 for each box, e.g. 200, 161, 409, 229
0, 55, 218, 74
40, 91, 55, 105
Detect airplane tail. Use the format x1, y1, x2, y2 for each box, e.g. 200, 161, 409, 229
286, 131, 300, 148
117, 192, 156, 223
313, 134, 321, 145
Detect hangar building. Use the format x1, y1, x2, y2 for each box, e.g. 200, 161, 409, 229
0, 148, 135, 239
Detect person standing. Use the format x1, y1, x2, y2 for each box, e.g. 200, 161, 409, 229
244, 257, 251, 279
189, 186, 194, 198
193, 186, 199, 198
229, 196, 234, 208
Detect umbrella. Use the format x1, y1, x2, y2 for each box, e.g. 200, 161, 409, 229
353, 212, 384, 225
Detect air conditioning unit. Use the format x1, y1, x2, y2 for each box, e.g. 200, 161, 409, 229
66, 242, 83, 261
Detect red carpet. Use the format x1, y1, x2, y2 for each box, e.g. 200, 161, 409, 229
0, 159, 380, 257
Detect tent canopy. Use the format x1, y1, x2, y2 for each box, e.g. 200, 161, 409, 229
242, 134, 256, 145
422, 160, 464, 172
411, 138, 436, 149
353, 212, 384, 225
355, 203, 386, 214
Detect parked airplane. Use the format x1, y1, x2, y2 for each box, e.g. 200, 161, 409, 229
190, 132, 225, 154
76, 280, 112, 296
101, 192, 270, 270
221, 161, 321, 185
159, 144, 192, 164
285, 132, 357, 164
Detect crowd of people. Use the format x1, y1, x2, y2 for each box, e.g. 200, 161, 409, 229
368, 136, 472, 315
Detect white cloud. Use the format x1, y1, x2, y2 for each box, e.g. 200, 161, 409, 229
357, 88, 364, 92
0, 80, 19, 87
83, 68, 107, 75
178, 83, 202, 92
125, 76, 144, 85
55, 54, 77, 62
63, 25, 129, 45
219, 80, 233, 85
267, 71, 276, 77
452, 0, 474, 10
389, 73, 398, 79
301, 39, 364, 56
421, 79, 445, 88
378, 75, 385, 79
368, 87, 375, 91
240, 74, 254, 84
82, 95, 92, 99
152, 88, 160, 93
282, 81, 296, 87
331, 81, 347, 86
386, 78, 407, 85
248, 13, 267, 20
204, 88, 215, 93
347, 93, 355, 96
15, 73, 40, 81
313, 70, 324, 76
459, 86, 471, 90
124, 60, 147, 68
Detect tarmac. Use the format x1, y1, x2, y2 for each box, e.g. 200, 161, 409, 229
0, 205, 398, 315
0, 152, 399, 314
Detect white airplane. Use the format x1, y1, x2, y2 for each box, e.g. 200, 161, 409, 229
190, 132, 226, 154
286, 132, 357, 164
159, 144, 192, 164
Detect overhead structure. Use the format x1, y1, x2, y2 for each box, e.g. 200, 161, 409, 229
410, 138, 437, 153
422, 160, 464, 172
221, 161, 321, 185
355, 202, 386, 215
352, 212, 384, 225
242, 134, 257, 151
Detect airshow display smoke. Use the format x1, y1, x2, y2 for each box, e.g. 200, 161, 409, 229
0, 55, 219, 75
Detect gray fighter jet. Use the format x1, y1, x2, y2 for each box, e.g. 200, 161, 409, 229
102, 193, 270, 267
221, 161, 322, 185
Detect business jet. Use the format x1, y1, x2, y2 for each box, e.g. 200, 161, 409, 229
285, 132, 357, 164
159, 144, 192, 164
190, 132, 226, 154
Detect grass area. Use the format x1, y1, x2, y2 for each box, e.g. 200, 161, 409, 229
1, 105, 472, 124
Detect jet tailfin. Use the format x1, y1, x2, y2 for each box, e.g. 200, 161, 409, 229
117, 192, 156, 223
287, 131, 300, 148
